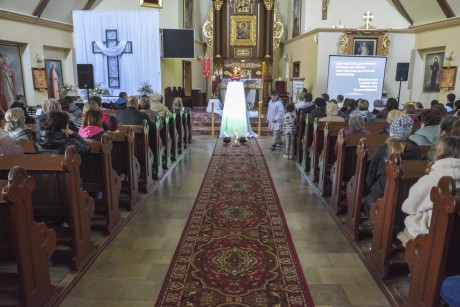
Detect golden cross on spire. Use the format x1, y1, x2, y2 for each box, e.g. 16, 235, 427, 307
363, 11, 374, 29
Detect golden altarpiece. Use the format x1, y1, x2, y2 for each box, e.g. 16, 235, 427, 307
203, 0, 283, 103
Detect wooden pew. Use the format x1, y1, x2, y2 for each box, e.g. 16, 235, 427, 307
109, 128, 140, 210
19, 139, 37, 154
119, 121, 154, 192
161, 114, 172, 169
366, 154, 427, 278
405, 176, 460, 306
148, 115, 164, 180
0, 166, 56, 307
183, 107, 192, 145
300, 115, 314, 172
81, 134, 122, 234
309, 120, 348, 181
174, 109, 185, 154
295, 110, 307, 163
0, 146, 95, 270
169, 112, 179, 161
330, 131, 387, 213
344, 139, 391, 242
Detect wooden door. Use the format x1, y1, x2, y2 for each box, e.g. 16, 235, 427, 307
182, 61, 192, 96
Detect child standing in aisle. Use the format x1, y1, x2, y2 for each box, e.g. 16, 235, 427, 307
267, 91, 285, 150
283, 102, 297, 159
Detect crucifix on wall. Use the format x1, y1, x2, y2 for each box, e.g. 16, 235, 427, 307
322, 0, 329, 20
92, 29, 132, 88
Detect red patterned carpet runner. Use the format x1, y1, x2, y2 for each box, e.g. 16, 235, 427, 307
155, 139, 314, 306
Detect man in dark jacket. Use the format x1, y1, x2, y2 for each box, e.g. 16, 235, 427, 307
112, 92, 128, 110
116, 96, 154, 128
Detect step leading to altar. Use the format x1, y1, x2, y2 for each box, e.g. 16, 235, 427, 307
191, 107, 271, 136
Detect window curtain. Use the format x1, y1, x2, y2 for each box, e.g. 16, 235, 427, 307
73, 10, 161, 97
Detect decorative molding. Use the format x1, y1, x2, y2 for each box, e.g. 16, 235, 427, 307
213, 0, 224, 11
410, 16, 460, 33
273, 8, 283, 51
0, 9, 73, 32
382, 33, 390, 56
234, 48, 252, 58
282, 27, 413, 45
338, 33, 348, 55
263, 0, 274, 11
202, 9, 213, 49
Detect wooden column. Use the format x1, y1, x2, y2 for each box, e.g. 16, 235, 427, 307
264, 0, 274, 59
213, 0, 224, 58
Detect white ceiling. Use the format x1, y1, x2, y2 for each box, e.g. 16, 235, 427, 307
0, 0, 458, 26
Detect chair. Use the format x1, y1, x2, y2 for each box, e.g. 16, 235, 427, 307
275, 80, 289, 104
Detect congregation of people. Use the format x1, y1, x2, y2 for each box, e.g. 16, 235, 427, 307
266, 89, 460, 305
0, 91, 182, 156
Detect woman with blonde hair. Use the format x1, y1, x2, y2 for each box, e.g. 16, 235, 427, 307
4, 107, 35, 140
172, 97, 184, 110
364, 115, 421, 216
319, 103, 345, 122
397, 136, 460, 246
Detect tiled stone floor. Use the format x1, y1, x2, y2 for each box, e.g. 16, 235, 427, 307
62, 136, 391, 306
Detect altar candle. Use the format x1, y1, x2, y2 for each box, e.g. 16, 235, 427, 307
258, 100, 262, 113
261, 62, 266, 82
211, 100, 215, 113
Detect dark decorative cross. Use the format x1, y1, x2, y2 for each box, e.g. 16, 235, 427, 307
92, 29, 132, 88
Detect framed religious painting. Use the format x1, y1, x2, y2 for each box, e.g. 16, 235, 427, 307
183, 0, 193, 29
32, 68, 47, 91
292, 0, 301, 38
423, 52, 444, 92
45, 59, 63, 99
140, 0, 162, 8
230, 16, 257, 46
440, 66, 457, 91
353, 38, 377, 56
0, 44, 25, 110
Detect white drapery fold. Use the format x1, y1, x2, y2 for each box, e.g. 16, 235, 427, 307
72, 10, 161, 96
94, 41, 128, 57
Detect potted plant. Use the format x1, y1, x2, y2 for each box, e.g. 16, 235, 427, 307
137, 82, 154, 97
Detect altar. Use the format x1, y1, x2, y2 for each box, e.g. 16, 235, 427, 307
219, 78, 261, 110
219, 81, 257, 138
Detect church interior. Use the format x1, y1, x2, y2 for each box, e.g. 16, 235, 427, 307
1, 0, 460, 306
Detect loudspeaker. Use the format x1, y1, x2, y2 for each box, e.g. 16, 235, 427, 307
396, 63, 409, 81
77, 64, 94, 89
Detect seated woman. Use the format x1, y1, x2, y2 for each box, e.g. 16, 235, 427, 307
348, 99, 374, 122
139, 96, 159, 123
319, 103, 345, 122
379, 109, 403, 135
397, 136, 460, 246
402, 102, 420, 122
4, 108, 35, 140
35, 98, 78, 135
364, 115, 421, 217
0, 109, 23, 154
150, 92, 172, 118
78, 110, 105, 141
409, 108, 442, 146
345, 114, 371, 135
172, 97, 184, 111
36, 111, 90, 154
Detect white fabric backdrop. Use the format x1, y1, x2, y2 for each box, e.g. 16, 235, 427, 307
73, 10, 161, 97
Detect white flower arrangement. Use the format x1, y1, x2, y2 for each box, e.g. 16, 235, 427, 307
60, 83, 77, 96
88, 83, 110, 96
